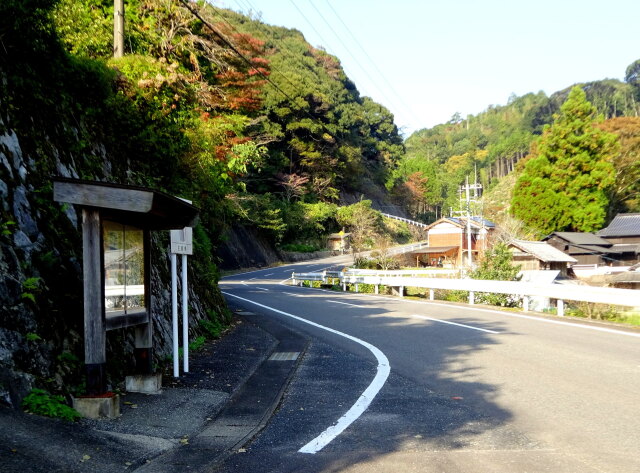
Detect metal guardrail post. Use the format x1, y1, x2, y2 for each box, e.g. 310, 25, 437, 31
292, 272, 296, 286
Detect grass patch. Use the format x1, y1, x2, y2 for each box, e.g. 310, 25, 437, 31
22, 388, 81, 422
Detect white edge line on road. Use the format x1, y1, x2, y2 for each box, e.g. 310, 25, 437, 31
397, 298, 640, 338
255, 287, 269, 292
303, 289, 640, 339
221, 291, 390, 455
328, 300, 365, 309
411, 314, 500, 334
279, 278, 291, 285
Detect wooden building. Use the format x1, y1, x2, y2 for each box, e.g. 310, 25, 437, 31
508, 240, 577, 276
424, 217, 495, 267
542, 232, 614, 265
596, 213, 640, 265
327, 232, 351, 253
53, 178, 198, 398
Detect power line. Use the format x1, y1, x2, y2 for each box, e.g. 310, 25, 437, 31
205, 4, 313, 102
304, 1, 396, 104
292, 0, 419, 130
178, 0, 338, 137
322, 0, 422, 125
232, 0, 252, 14
177, 1, 297, 101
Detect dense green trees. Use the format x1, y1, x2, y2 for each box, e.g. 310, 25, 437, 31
596, 117, 640, 214
511, 87, 618, 235
396, 56, 640, 229
36, 0, 406, 251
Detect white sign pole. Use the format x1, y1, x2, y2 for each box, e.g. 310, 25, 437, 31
171, 252, 179, 378
181, 253, 189, 373
170, 221, 192, 377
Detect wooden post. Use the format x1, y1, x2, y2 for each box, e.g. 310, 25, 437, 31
469, 291, 475, 305
523, 296, 529, 312
83, 209, 107, 395
429, 288, 434, 301
375, 285, 379, 295
355, 283, 359, 293
557, 299, 564, 316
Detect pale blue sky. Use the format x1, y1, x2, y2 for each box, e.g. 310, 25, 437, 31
214, 0, 640, 135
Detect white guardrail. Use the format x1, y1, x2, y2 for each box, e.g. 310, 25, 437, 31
291, 271, 640, 315
380, 213, 429, 228
104, 284, 145, 297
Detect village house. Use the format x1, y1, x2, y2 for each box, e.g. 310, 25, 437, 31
542, 214, 640, 268
596, 213, 640, 265
542, 232, 616, 266
419, 217, 496, 267
507, 240, 577, 277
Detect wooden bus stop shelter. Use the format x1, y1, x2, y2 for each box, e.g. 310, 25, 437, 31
53, 178, 198, 400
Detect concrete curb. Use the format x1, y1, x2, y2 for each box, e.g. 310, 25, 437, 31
136, 310, 308, 472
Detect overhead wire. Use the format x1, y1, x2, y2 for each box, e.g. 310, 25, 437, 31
177, 0, 338, 138
177, 0, 299, 106
223, 0, 415, 129
322, 0, 422, 126
303, 0, 400, 111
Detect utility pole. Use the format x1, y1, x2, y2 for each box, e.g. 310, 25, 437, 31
113, 0, 125, 58
454, 175, 483, 268
465, 176, 472, 267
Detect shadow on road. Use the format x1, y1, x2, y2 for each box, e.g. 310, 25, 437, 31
221, 285, 528, 473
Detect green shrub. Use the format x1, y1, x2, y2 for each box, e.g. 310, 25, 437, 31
444, 290, 469, 303
22, 388, 82, 421
200, 316, 224, 339
302, 280, 321, 288
190, 336, 206, 351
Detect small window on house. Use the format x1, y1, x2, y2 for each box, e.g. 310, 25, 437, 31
103, 221, 145, 315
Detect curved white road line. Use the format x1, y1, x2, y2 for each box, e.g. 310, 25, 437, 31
221, 291, 390, 455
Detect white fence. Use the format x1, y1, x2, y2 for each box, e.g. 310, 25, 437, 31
384, 241, 430, 255
380, 213, 429, 229
291, 271, 640, 315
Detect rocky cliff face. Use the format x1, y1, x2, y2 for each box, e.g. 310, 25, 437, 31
0, 119, 220, 409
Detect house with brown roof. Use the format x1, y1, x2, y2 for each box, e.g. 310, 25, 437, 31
508, 240, 577, 277
423, 217, 495, 267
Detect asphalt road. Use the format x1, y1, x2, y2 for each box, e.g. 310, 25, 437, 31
220, 257, 640, 473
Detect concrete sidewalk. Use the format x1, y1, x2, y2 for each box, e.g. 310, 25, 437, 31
0, 309, 307, 473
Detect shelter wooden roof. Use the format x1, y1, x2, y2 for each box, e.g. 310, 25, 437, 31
53, 178, 198, 230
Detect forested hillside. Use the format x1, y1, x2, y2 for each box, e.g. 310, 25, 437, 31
50, 0, 404, 248
393, 68, 640, 229
0, 0, 404, 406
